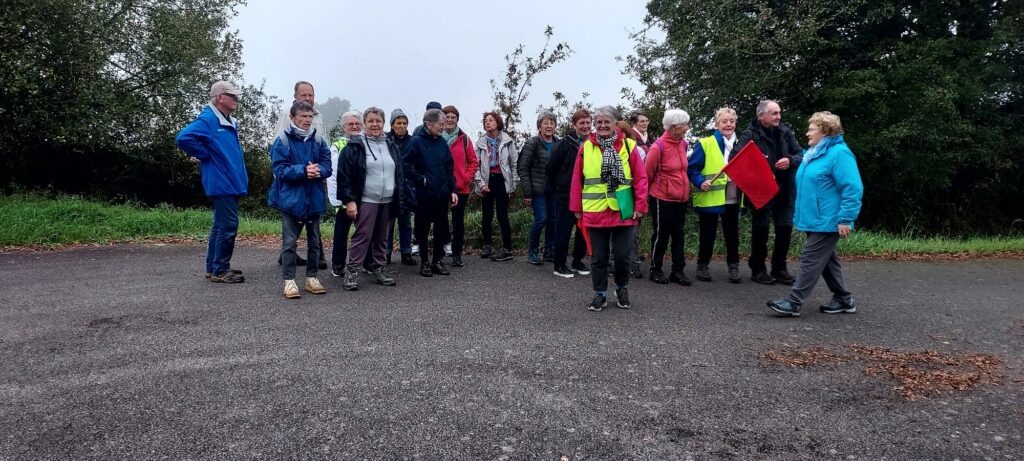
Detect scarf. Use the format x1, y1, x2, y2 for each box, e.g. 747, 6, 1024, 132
486, 133, 501, 168
597, 132, 627, 193
290, 123, 313, 141
442, 127, 460, 147
804, 136, 832, 162
722, 132, 737, 162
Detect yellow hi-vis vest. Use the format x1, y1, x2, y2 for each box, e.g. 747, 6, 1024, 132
581, 138, 634, 212
693, 135, 728, 208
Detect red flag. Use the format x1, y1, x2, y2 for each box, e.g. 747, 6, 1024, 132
578, 218, 592, 256
721, 141, 779, 209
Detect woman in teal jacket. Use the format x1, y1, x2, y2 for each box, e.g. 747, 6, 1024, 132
768, 111, 863, 317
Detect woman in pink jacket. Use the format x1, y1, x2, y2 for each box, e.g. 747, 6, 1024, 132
644, 109, 692, 286
570, 106, 649, 312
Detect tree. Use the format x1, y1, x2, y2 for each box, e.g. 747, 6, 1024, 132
315, 96, 352, 135
625, 0, 1024, 234
491, 26, 573, 143
537, 91, 591, 137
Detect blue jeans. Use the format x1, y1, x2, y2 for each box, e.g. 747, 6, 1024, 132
388, 208, 414, 255
206, 195, 239, 275
528, 192, 556, 255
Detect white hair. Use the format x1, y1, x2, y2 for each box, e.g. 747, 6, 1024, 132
592, 105, 619, 121
662, 109, 690, 128
341, 110, 362, 124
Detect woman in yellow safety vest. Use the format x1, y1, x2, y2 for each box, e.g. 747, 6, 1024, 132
569, 106, 649, 312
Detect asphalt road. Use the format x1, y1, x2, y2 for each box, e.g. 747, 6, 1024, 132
1, 244, 1021, 460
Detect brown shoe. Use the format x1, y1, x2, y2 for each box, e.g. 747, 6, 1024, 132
304, 277, 327, 294
283, 280, 301, 299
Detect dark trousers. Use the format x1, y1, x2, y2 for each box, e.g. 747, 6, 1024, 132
481, 173, 512, 250
648, 197, 688, 274
528, 191, 556, 255
387, 208, 414, 255
589, 226, 634, 293
206, 195, 239, 275
331, 210, 352, 272
415, 196, 451, 264
553, 202, 586, 268
786, 232, 852, 306
749, 197, 794, 274
697, 204, 740, 265
280, 213, 321, 280
450, 193, 469, 258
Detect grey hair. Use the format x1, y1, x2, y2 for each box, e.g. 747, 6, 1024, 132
662, 109, 690, 128
592, 105, 619, 121
363, 106, 386, 122
713, 107, 737, 124
756, 100, 778, 116
536, 110, 557, 129
423, 108, 444, 124
341, 110, 362, 124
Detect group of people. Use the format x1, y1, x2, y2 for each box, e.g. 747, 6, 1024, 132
176, 80, 864, 317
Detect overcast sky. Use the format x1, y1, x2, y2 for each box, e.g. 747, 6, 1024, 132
231, 0, 654, 134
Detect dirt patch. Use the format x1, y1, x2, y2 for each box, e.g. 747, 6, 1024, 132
761, 343, 1005, 400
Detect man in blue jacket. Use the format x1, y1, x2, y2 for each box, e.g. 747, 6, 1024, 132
268, 101, 333, 299
175, 81, 249, 283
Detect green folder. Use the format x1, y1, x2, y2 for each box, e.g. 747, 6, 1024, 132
615, 186, 634, 220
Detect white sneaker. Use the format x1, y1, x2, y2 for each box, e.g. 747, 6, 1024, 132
283, 280, 301, 299
444, 243, 452, 257
304, 277, 326, 294
411, 244, 420, 256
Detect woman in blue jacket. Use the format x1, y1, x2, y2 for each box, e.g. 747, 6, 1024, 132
768, 112, 863, 317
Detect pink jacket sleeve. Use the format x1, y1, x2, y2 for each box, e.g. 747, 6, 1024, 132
630, 145, 649, 213
569, 147, 585, 213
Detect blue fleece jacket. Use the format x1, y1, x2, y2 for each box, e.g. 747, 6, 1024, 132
793, 135, 863, 232
267, 127, 333, 219
175, 104, 249, 196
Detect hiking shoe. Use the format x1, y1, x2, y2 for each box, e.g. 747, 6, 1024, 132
444, 243, 453, 257
572, 261, 590, 275
419, 262, 433, 277
771, 270, 796, 285
431, 261, 450, 275
479, 245, 492, 258
331, 268, 343, 277
206, 269, 241, 279
343, 269, 359, 291
527, 251, 542, 265
820, 297, 856, 314
751, 271, 776, 285
588, 294, 607, 312
305, 277, 327, 294
728, 263, 742, 284
400, 253, 417, 266
553, 266, 574, 278
411, 244, 419, 256
490, 248, 513, 261
452, 255, 465, 267
695, 264, 712, 282
649, 268, 668, 284
630, 264, 643, 279
670, 271, 692, 286
283, 280, 301, 299
767, 298, 801, 317
615, 287, 631, 309
211, 271, 245, 283
373, 267, 396, 286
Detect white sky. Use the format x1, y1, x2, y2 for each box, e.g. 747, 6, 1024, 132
231, 0, 654, 134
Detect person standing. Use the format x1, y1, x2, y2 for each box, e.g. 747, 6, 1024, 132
644, 109, 692, 286
628, 110, 655, 153
175, 81, 248, 283
519, 111, 559, 265
570, 106, 649, 311
768, 112, 863, 317
386, 108, 415, 266
548, 109, 592, 278
737, 100, 803, 285
404, 108, 458, 277
474, 111, 518, 262
328, 111, 364, 277
268, 101, 333, 298
441, 105, 479, 267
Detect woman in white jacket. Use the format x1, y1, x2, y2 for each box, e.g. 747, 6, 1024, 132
474, 111, 519, 261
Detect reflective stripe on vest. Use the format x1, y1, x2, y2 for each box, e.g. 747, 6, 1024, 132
693, 136, 728, 208
581, 138, 633, 212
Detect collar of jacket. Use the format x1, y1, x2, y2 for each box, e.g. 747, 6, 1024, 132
479, 131, 513, 147
207, 103, 237, 128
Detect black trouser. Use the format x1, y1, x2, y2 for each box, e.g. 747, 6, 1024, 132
281, 213, 321, 280
697, 204, 740, 266
481, 173, 512, 250
451, 193, 469, 258
415, 196, 451, 265
749, 196, 794, 274
331, 210, 352, 272
589, 225, 634, 293
553, 202, 586, 268
648, 197, 688, 274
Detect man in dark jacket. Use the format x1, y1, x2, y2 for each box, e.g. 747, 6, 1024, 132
546, 109, 592, 278
736, 100, 804, 285
519, 111, 560, 264
403, 108, 458, 277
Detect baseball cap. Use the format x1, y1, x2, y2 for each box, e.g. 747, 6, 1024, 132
209, 81, 241, 98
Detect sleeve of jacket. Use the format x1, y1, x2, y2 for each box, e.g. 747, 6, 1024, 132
630, 144, 649, 213
473, 144, 487, 191
338, 144, 359, 205
834, 146, 864, 228
569, 147, 585, 214
464, 137, 479, 188
402, 139, 424, 188
546, 141, 565, 191
784, 128, 804, 167
271, 138, 307, 182
175, 117, 215, 161
645, 141, 662, 187
327, 144, 341, 206
317, 138, 333, 181
508, 141, 520, 192
274, 110, 289, 143
518, 138, 535, 197
446, 145, 456, 195
687, 141, 706, 185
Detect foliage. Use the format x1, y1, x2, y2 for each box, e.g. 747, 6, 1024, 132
316, 96, 352, 137
625, 0, 1024, 234
490, 26, 573, 143
537, 91, 592, 137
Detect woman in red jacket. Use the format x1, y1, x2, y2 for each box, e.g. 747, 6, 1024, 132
441, 106, 479, 267
644, 109, 693, 286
